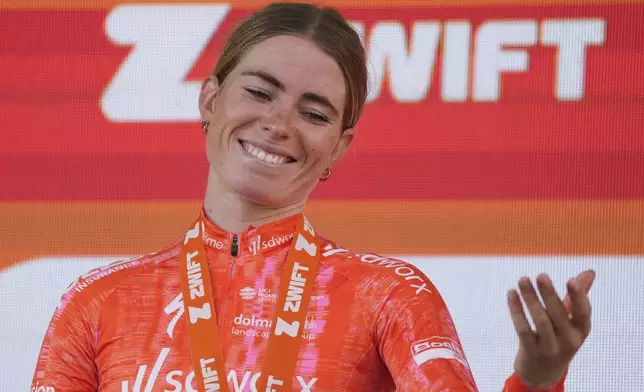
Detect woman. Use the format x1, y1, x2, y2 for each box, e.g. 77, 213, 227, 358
31, 3, 594, 391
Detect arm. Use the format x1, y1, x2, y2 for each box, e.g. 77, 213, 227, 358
374, 264, 588, 392
31, 287, 99, 391
503, 372, 566, 392
373, 267, 479, 391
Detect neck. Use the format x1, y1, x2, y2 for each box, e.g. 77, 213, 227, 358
203, 167, 305, 233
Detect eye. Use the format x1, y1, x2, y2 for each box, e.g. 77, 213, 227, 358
302, 111, 329, 124
244, 87, 271, 102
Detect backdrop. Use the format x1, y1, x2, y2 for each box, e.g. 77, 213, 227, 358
1, 1, 643, 391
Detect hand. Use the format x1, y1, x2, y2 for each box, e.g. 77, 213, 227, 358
507, 270, 595, 389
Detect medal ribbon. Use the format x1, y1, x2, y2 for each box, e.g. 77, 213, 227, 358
179, 215, 320, 392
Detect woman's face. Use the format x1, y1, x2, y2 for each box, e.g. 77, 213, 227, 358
199, 35, 354, 206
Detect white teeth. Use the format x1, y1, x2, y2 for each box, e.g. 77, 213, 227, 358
243, 142, 288, 165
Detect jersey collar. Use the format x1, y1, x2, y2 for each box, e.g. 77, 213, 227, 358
200, 207, 300, 257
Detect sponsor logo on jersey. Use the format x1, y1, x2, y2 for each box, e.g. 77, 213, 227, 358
411, 336, 469, 369
231, 313, 317, 341
68, 259, 141, 293
247, 233, 294, 255
203, 233, 224, 250
164, 293, 321, 342
164, 293, 184, 339
30, 383, 55, 392
321, 245, 433, 296
121, 348, 318, 392
238, 287, 324, 304
239, 287, 257, 300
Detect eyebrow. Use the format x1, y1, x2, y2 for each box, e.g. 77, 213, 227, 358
240, 70, 340, 117
241, 70, 284, 90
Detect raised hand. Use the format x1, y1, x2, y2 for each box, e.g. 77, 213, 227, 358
507, 270, 595, 389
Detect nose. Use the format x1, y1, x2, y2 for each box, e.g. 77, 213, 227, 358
260, 108, 292, 139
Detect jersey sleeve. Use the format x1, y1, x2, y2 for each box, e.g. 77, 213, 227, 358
503, 371, 567, 392
373, 263, 567, 392
373, 264, 479, 391
31, 281, 99, 391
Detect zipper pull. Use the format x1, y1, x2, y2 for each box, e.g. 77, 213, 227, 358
231, 234, 239, 257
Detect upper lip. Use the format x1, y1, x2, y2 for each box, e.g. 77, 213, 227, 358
240, 139, 296, 161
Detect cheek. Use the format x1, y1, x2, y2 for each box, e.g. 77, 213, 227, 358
211, 89, 249, 125
301, 131, 338, 165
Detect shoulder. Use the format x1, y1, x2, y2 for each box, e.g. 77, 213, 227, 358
319, 238, 435, 299
59, 241, 181, 312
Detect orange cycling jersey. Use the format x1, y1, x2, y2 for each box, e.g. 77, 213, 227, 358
32, 211, 566, 391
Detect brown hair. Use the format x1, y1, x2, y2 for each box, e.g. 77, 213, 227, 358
213, 2, 368, 130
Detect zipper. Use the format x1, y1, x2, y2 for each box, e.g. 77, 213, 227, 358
220, 234, 239, 325
230, 234, 239, 279
231, 234, 239, 257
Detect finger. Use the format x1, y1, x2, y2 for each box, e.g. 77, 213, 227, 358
568, 278, 592, 337
518, 277, 558, 352
507, 289, 537, 351
536, 273, 574, 335
563, 270, 595, 314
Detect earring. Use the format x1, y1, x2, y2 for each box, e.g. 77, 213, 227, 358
201, 121, 210, 134
319, 168, 331, 182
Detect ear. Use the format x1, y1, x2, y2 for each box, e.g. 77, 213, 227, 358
329, 128, 355, 166
199, 75, 220, 120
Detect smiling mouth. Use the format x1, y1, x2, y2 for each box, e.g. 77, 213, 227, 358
239, 140, 296, 165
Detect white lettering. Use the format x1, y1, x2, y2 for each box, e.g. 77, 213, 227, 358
367, 21, 440, 103
412, 282, 433, 295
284, 285, 304, 312
166, 370, 183, 392
265, 375, 284, 392
186, 250, 199, 271
395, 266, 415, 277
360, 254, 387, 264
296, 376, 318, 392
184, 222, 200, 244
188, 281, 204, 299
228, 370, 253, 392
102, 5, 230, 121
541, 19, 605, 100
200, 357, 216, 377
377, 259, 403, 268
30, 385, 56, 392
321, 244, 348, 257
473, 20, 538, 101
185, 371, 197, 392
291, 262, 309, 283
294, 234, 317, 257
274, 317, 300, 337
120, 347, 169, 392
204, 235, 224, 250
285, 262, 309, 312
200, 357, 221, 391
302, 217, 315, 236
442, 21, 471, 101
188, 302, 212, 323
234, 314, 271, 329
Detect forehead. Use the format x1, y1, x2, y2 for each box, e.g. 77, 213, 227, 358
234, 35, 346, 105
